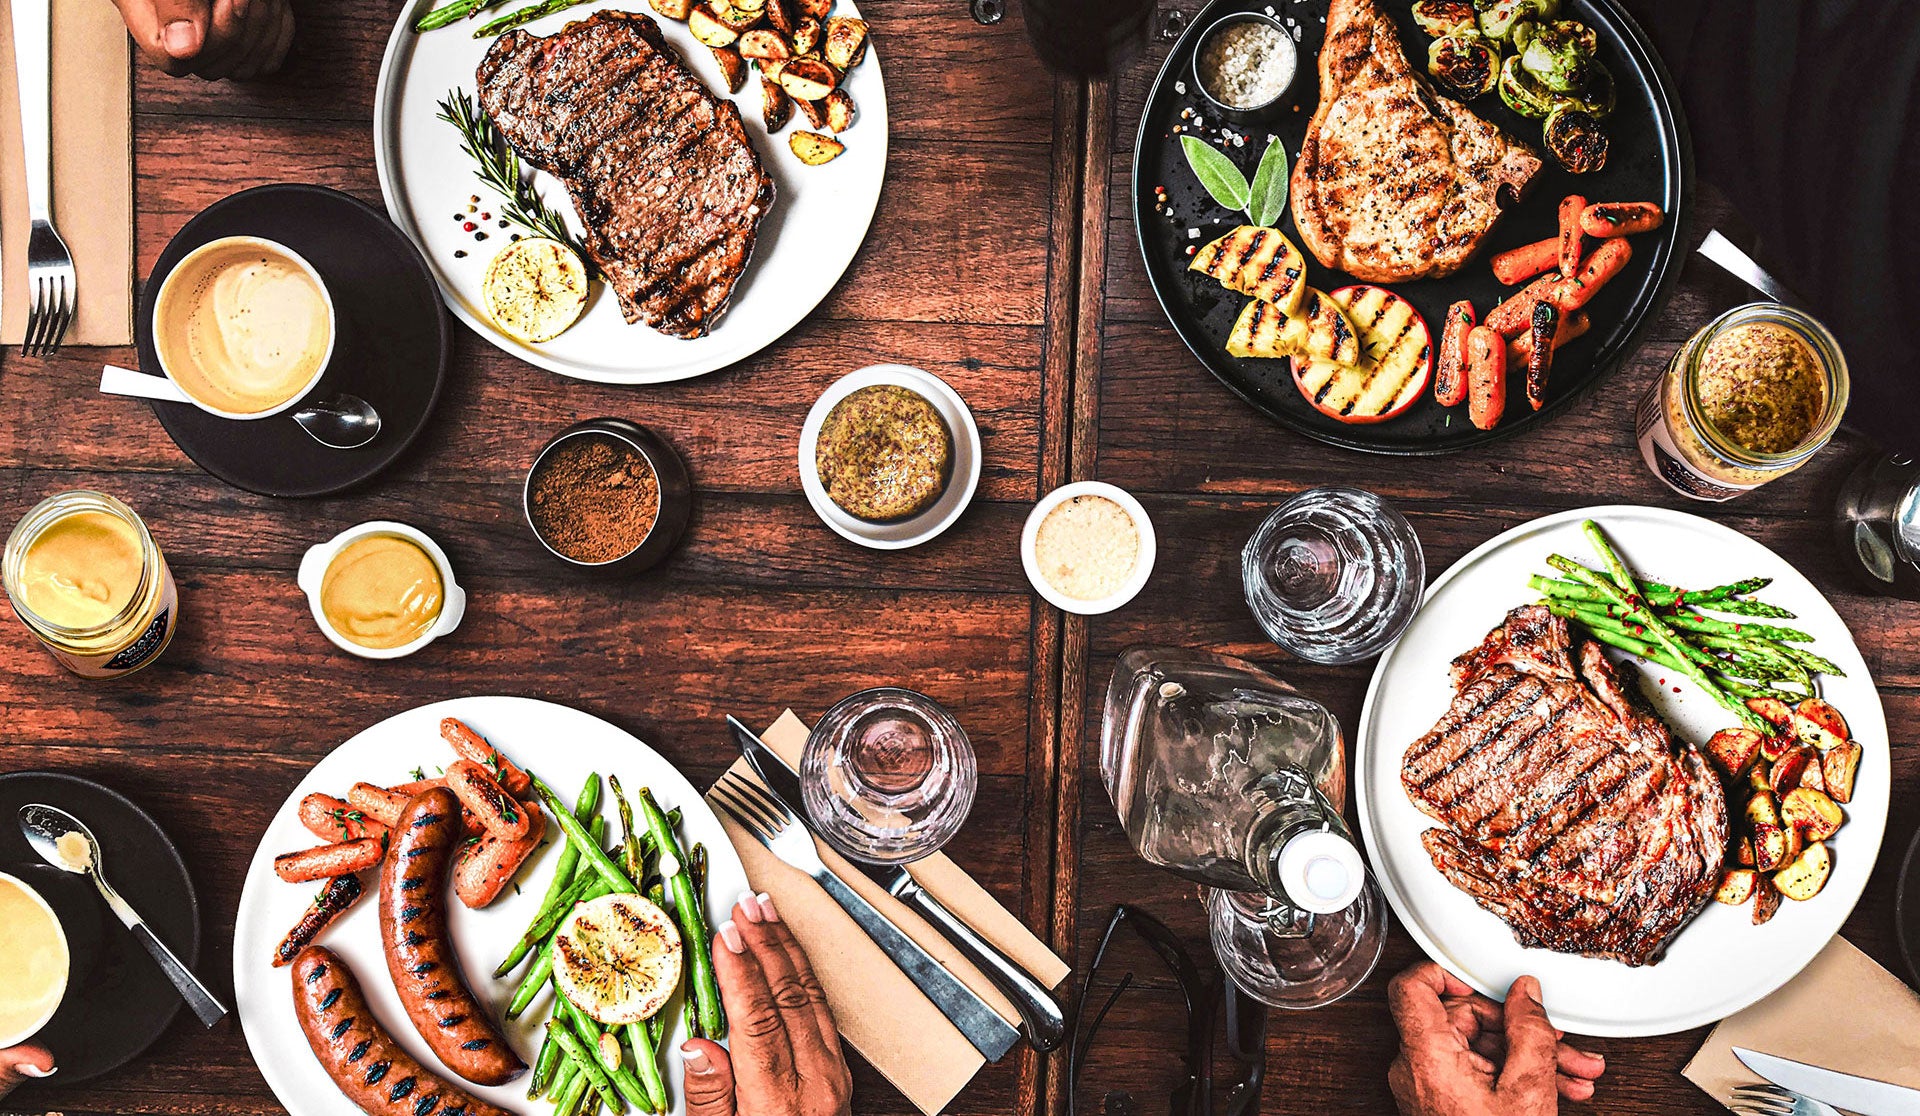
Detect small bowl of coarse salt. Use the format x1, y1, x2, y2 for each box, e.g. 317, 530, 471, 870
1192, 11, 1300, 123
1021, 481, 1157, 616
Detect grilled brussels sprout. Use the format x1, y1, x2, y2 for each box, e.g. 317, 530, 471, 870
1509, 18, 1538, 52
1520, 20, 1596, 92
1543, 104, 1608, 173
1497, 53, 1555, 119
1478, 0, 1556, 42
1412, 0, 1477, 36
1428, 35, 1499, 98
1555, 59, 1616, 118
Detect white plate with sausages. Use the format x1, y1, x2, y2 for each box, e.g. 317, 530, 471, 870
233, 696, 750, 1116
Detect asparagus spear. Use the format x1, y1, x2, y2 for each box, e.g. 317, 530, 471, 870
624, 1022, 669, 1113
638, 787, 725, 1040
499, 814, 606, 977
546, 1024, 626, 1115
475, 0, 595, 37
532, 775, 639, 894
529, 1006, 566, 1098
557, 994, 656, 1113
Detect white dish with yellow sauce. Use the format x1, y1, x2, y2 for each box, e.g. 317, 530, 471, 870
1021, 481, 1157, 615
0, 869, 70, 1048
297, 521, 464, 659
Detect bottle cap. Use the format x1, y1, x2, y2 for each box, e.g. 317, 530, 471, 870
1276, 829, 1365, 914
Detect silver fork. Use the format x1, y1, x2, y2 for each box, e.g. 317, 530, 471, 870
709, 770, 853, 899
1730, 1083, 1842, 1116
12, 0, 76, 355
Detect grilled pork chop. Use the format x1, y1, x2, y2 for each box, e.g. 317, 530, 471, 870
1402, 606, 1727, 966
478, 11, 774, 338
1291, 0, 1542, 283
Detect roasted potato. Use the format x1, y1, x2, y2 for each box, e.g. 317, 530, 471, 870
1705, 728, 1764, 778
689, 6, 739, 46
738, 28, 792, 61
649, 0, 695, 17
1758, 732, 1794, 764
1752, 875, 1783, 925
709, 0, 764, 31
710, 46, 748, 92
792, 16, 821, 54
1769, 747, 1815, 795
824, 15, 868, 69
795, 93, 827, 128
789, 130, 845, 165
760, 76, 792, 130
1780, 786, 1844, 841
733, 0, 765, 10
758, 56, 789, 80
1748, 765, 1773, 795
778, 56, 838, 100
764, 0, 794, 35
1745, 790, 1782, 830
1714, 867, 1758, 906
795, 0, 831, 18
1753, 823, 1802, 874
1733, 834, 1755, 868
1746, 695, 1793, 730
821, 87, 854, 133
1774, 840, 1832, 902
1794, 699, 1850, 752
1822, 740, 1861, 804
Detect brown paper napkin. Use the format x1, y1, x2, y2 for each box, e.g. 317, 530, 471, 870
1684, 936, 1920, 1108
706, 711, 1070, 1116
0, 0, 134, 345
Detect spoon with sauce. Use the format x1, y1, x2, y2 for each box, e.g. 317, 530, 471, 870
97, 364, 382, 450
17, 803, 228, 1027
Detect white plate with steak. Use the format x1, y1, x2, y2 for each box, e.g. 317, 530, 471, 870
1355, 506, 1887, 1037
374, 1, 886, 383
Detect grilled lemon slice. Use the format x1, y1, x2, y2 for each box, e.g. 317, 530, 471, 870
481, 236, 589, 344
552, 893, 683, 1024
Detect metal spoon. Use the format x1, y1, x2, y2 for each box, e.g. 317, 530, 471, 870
96, 364, 382, 450
17, 803, 228, 1027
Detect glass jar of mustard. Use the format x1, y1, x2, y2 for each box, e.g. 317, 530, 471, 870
2, 491, 178, 679
1635, 303, 1848, 502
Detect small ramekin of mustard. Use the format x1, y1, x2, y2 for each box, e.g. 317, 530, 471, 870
799, 365, 982, 550
2, 490, 178, 679
297, 522, 465, 659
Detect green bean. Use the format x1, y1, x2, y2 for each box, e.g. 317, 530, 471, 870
529, 1007, 566, 1098
499, 815, 605, 977
532, 774, 638, 894
548, 1024, 626, 1114
506, 944, 553, 1020
624, 1021, 667, 1113
552, 1059, 586, 1116
638, 787, 724, 1039
558, 996, 655, 1114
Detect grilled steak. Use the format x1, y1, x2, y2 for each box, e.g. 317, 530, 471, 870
1291, 0, 1542, 283
477, 11, 774, 338
1401, 606, 1727, 966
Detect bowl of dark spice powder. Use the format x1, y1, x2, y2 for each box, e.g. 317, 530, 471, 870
523, 419, 690, 574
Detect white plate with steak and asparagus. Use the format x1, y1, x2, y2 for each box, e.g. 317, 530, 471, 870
1356, 506, 1887, 1038
233, 696, 749, 1116
373, 0, 886, 384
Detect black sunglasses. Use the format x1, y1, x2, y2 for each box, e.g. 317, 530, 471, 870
1067, 904, 1267, 1116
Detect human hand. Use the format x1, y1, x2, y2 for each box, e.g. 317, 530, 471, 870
0, 1044, 55, 1098
682, 893, 853, 1116
1386, 963, 1605, 1116
110, 0, 295, 80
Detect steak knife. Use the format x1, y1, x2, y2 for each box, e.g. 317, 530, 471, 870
1734, 1047, 1920, 1116
728, 716, 1063, 1053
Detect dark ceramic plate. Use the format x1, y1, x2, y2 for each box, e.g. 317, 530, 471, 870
1133, 0, 1692, 454
1894, 822, 1920, 988
134, 183, 450, 497
0, 772, 200, 1086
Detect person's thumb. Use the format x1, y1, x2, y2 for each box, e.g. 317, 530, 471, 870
1496, 976, 1559, 1098
681, 1039, 736, 1116
0, 1044, 57, 1098
118, 0, 212, 61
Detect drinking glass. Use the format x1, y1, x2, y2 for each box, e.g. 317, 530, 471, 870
1834, 451, 1920, 600
1241, 486, 1425, 665
800, 688, 978, 865
1206, 882, 1387, 1010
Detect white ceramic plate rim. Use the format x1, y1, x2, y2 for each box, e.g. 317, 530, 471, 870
1020, 481, 1157, 615
1354, 505, 1888, 1037
371, 0, 887, 384
232, 696, 751, 1116
797, 364, 982, 550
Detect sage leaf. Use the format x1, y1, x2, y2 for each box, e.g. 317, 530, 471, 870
1248, 137, 1290, 228
1180, 135, 1251, 213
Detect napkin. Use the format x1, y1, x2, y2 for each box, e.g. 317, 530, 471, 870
0, 0, 134, 345
1683, 936, 1920, 1108
706, 711, 1070, 1116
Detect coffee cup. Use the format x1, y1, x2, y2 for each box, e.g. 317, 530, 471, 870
0, 870, 70, 1048
150, 235, 337, 420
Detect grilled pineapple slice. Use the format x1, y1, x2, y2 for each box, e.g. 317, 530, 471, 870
552, 893, 683, 1024
1226, 288, 1361, 366
1190, 226, 1308, 316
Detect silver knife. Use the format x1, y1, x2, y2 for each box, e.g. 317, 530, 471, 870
1734, 1047, 1920, 1115
726, 717, 1028, 1061
1697, 230, 1807, 309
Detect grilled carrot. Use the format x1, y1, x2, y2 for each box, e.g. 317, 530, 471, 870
446, 759, 530, 841
1506, 311, 1591, 371
1467, 326, 1507, 431
1559, 194, 1587, 278
1580, 201, 1663, 238
1491, 238, 1559, 286
440, 718, 532, 797
1524, 301, 1560, 411
299, 793, 391, 845
1434, 301, 1476, 406
1555, 236, 1632, 313
274, 837, 384, 884
346, 782, 411, 828
1486, 276, 1559, 337
454, 800, 547, 909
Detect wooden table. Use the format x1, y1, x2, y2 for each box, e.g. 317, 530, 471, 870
1, 4, 1912, 1115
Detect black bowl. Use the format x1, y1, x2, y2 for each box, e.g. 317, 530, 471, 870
523, 419, 692, 576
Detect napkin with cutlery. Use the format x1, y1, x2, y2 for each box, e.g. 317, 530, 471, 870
706, 711, 1070, 1116
0, 0, 133, 345
1684, 935, 1920, 1108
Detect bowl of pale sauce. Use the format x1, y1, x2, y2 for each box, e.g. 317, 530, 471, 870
1021, 481, 1157, 615
0, 870, 69, 1048
296, 521, 464, 659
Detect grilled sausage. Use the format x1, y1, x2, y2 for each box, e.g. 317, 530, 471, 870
454, 799, 546, 909
385, 778, 485, 838
276, 838, 384, 883
439, 719, 532, 798
445, 761, 529, 841
292, 945, 514, 1116
274, 876, 364, 967
300, 794, 392, 845
379, 788, 526, 1086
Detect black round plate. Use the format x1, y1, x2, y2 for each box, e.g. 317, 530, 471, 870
1133, 0, 1692, 454
1893, 822, 1920, 988
0, 772, 200, 1086
135, 183, 450, 497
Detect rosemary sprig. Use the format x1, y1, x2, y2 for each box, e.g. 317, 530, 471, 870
434, 88, 592, 271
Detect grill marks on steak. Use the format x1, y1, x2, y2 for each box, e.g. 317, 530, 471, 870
1402, 606, 1728, 966
1290, 0, 1542, 283
477, 11, 774, 338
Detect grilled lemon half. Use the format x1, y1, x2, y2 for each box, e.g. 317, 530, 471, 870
481, 236, 589, 344
552, 893, 683, 1024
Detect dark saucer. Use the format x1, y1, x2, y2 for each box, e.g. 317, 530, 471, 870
0, 772, 201, 1087
133, 183, 450, 498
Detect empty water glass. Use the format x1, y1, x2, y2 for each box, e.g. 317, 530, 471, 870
1241, 486, 1425, 665
799, 688, 977, 865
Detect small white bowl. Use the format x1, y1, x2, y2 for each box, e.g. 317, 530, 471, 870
296, 521, 466, 660
798, 364, 982, 550
1021, 481, 1157, 615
